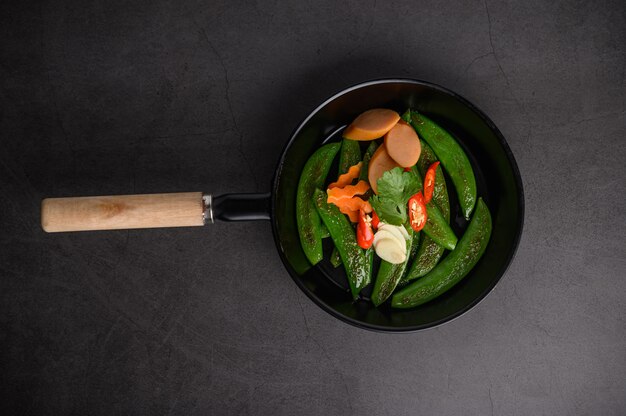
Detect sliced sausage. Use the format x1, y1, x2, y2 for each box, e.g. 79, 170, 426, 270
368, 144, 400, 194
384, 121, 421, 167
343, 109, 400, 141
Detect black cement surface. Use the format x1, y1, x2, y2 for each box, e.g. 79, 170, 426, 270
1, 0, 625, 414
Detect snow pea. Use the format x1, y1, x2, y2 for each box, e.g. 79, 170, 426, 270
331, 140, 378, 268
407, 166, 457, 251
359, 141, 379, 182
392, 198, 492, 308
338, 138, 362, 175
330, 139, 363, 267
296, 143, 341, 265
410, 111, 477, 220
416, 139, 450, 220
403, 139, 451, 281
371, 226, 414, 306
313, 188, 370, 299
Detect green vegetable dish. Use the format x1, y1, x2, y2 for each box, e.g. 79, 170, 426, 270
295, 108, 492, 308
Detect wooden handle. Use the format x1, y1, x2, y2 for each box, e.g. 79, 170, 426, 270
41, 192, 205, 232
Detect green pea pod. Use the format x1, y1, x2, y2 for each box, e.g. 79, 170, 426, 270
332, 140, 377, 268
403, 139, 452, 281
408, 230, 420, 261
410, 111, 477, 220
330, 139, 364, 266
313, 188, 370, 299
359, 141, 379, 182
406, 166, 457, 251
401, 109, 412, 123
365, 246, 374, 284
320, 223, 330, 239
424, 203, 456, 251
405, 233, 441, 281
416, 139, 450, 220
392, 198, 492, 309
296, 143, 341, 265
338, 138, 362, 174
330, 249, 342, 268
371, 226, 414, 306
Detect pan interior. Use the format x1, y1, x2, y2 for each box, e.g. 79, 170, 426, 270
272, 80, 523, 331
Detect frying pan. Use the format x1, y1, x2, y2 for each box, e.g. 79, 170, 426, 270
41, 79, 524, 332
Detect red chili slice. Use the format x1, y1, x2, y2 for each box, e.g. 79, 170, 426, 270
356, 209, 374, 249
371, 210, 380, 230
408, 192, 427, 232
423, 161, 440, 204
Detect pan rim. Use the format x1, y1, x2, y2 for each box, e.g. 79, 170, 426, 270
270, 78, 525, 333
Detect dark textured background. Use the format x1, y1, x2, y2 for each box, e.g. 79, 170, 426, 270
1, 0, 625, 414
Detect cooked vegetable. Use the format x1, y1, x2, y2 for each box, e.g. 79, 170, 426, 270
329, 141, 363, 265
296, 143, 341, 264
320, 223, 330, 239
343, 109, 400, 141
392, 198, 492, 308
367, 145, 400, 194
408, 229, 421, 261
297, 107, 492, 309
328, 162, 362, 189
405, 233, 439, 281
369, 167, 419, 226
338, 139, 362, 175
313, 189, 370, 299
359, 142, 379, 182
405, 165, 457, 251
378, 223, 410, 242
345, 202, 373, 221
329, 196, 372, 213
372, 226, 414, 306
424, 203, 457, 250
327, 180, 372, 222
410, 111, 477, 219
416, 139, 450, 219
401, 109, 412, 123
408, 192, 427, 232
335, 198, 372, 222
333, 142, 378, 267
384, 121, 421, 167
330, 250, 342, 268
373, 223, 409, 266
423, 161, 440, 204
404, 140, 451, 282
365, 247, 374, 282
373, 231, 406, 264
356, 209, 374, 249
371, 210, 380, 230
327, 180, 370, 202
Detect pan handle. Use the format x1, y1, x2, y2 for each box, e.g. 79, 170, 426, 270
40, 192, 271, 233
211, 193, 271, 222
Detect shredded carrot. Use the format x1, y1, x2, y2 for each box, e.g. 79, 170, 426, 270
329, 195, 372, 223
337, 199, 373, 223
338, 196, 372, 214
328, 162, 362, 189
337, 197, 372, 212
327, 172, 373, 223
327, 180, 370, 204
339, 206, 360, 222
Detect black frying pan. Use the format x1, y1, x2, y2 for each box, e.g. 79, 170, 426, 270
41, 79, 524, 332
